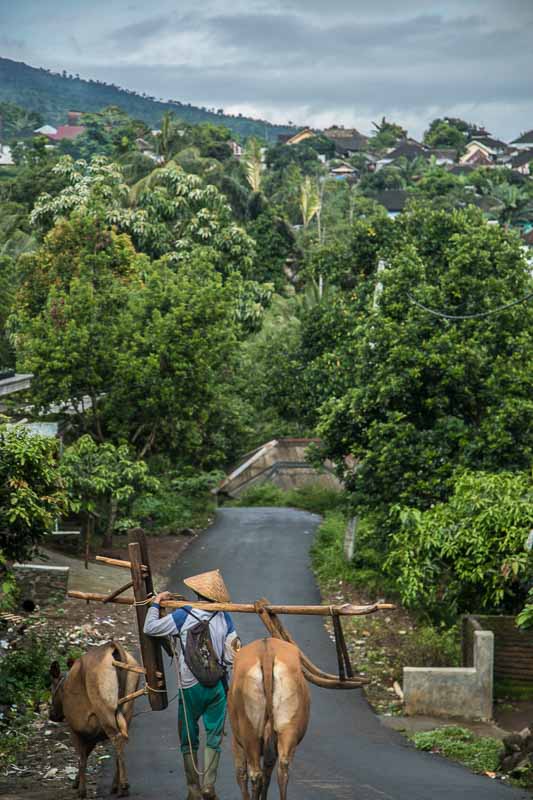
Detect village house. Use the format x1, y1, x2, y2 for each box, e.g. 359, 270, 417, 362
372, 189, 409, 218
278, 128, 316, 146
509, 149, 533, 176
229, 140, 243, 159
329, 161, 357, 180
323, 126, 368, 156
510, 130, 533, 150
0, 143, 14, 167
376, 139, 426, 169
460, 136, 510, 166
37, 111, 86, 143
34, 124, 58, 136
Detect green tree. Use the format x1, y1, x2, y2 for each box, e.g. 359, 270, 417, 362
369, 117, 408, 151
314, 205, 533, 520
13, 212, 146, 442
60, 435, 157, 549
0, 424, 67, 565
423, 119, 467, 151
105, 255, 240, 462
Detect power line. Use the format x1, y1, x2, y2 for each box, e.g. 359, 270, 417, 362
408, 291, 533, 320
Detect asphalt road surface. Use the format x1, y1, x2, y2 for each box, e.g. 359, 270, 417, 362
101, 507, 527, 799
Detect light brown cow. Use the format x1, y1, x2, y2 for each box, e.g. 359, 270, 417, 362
49, 641, 140, 798
228, 637, 310, 800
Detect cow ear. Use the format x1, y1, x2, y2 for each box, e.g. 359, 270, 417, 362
50, 661, 61, 679
67, 657, 75, 669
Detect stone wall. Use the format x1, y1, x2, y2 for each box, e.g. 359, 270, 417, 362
13, 563, 69, 607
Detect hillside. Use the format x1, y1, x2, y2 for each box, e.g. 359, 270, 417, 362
0, 57, 294, 142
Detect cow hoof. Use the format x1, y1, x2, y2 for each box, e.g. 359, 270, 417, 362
118, 786, 130, 797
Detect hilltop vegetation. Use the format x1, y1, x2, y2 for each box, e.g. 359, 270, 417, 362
0, 57, 294, 141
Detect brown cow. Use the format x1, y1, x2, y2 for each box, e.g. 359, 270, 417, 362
228, 637, 310, 800
49, 641, 140, 798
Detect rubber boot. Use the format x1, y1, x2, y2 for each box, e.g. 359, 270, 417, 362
183, 751, 202, 800
201, 747, 221, 799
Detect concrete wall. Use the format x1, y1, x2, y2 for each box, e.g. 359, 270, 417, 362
216, 438, 342, 498
344, 517, 357, 561
403, 630, 494, 720
13, 563, 69, 607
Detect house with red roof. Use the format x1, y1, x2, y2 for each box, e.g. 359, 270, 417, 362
41, 111, 86, 142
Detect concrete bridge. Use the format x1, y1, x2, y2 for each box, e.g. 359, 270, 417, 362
215, 437, 342, 499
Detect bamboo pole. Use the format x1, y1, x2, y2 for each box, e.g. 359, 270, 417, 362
66, 590, 394, 617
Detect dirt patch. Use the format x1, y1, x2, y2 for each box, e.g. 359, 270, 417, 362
321, 580, 423, 714
1, 531, 195, 799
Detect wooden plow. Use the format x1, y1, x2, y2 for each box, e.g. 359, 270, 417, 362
67, 529, 394, 710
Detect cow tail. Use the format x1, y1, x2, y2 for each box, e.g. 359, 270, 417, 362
261, 638, 275, 744
111, 642, 129, 739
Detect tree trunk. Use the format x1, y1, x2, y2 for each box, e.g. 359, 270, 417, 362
102, 497, 118, 550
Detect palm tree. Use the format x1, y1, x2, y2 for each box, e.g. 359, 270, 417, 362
242, 138, 263, 193
490, 183, 532, 227
300, 176, 321, 229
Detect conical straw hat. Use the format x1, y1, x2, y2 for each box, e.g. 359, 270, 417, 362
184, 570, 230, 603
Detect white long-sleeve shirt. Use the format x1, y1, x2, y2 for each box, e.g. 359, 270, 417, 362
143, 603, 238, 689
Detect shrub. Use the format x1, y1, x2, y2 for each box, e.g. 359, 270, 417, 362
131, 470, 221, 533
387, 469, 533, 621
234, 482, 343, 516
390, 624, 460, 681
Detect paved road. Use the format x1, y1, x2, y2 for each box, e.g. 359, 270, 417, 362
101, 507, 527, 799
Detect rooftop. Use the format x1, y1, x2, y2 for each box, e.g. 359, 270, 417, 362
511, 130, 533, 145
372, 190, 409, 212
46, 124, 86, 141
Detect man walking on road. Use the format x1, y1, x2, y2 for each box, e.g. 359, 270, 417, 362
144, 569, 239, 800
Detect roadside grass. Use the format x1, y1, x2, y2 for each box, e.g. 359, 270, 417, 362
231, 482, 343, 516
411, 727, 502, 774
312, 511, 460, 713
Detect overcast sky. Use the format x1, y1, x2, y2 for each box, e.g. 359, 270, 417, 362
1, 0, 532, 139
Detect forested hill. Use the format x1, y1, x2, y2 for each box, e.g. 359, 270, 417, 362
0, 57, 294, 141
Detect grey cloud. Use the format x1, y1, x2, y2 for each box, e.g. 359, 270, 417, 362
108, 15, 172, 45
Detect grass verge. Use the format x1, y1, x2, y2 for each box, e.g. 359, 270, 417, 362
411, 727, 501, 774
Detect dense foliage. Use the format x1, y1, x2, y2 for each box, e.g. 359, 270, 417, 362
1, 100, 532, 625
0, 424, 67, 564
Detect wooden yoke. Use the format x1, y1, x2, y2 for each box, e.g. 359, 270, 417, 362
128, 538, 168, 710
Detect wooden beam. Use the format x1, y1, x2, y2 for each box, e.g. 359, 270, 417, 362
103, 580, 133, 604
129, 541, 168, 711
117, 686, 146, 706
68, 590, 135, 605
112, 659, 147, 675
95, 555, 148, 572
66, 590, 395, 617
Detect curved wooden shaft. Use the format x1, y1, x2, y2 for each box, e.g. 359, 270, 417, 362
302, 668, 368, 689
255, 600, 367, 688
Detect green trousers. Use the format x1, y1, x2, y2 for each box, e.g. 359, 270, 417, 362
178, 681, 226, 754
